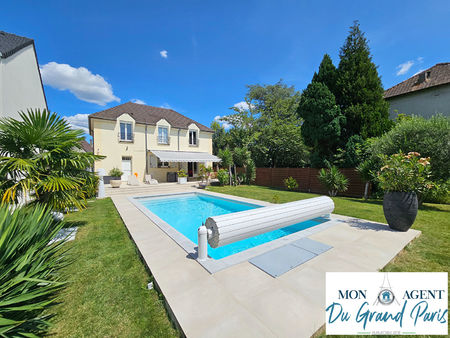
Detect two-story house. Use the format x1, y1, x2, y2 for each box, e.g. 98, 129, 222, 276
88, 102, 220, 182
0, 31, 47, 119
384, 63, 450, 118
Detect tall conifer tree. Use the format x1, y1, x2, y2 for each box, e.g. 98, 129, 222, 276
312, 54, 337, 94
335, 21, 391, 138
298, 82, 345, 167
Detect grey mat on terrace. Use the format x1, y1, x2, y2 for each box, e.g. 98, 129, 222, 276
249, 238, 332, 277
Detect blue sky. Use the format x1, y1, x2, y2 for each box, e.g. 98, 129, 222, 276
2, 0, 450, 135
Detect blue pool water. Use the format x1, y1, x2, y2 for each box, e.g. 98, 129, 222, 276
140, 193, 325, 260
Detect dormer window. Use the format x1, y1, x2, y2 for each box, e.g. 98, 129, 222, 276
158, 126, 169, 144
119, 122, 133, 142
189, 130, 197, 146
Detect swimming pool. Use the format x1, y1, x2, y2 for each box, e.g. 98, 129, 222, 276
138, 193, 326, 260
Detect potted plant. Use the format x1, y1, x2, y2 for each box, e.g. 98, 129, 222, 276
177, 169, 188, 184
198, 164, 213, 189
109, 167, 123, 188
376, 152, 432, 231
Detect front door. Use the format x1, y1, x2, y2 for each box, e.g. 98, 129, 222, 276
187, 162, 197, 178
121, 157, 132, 181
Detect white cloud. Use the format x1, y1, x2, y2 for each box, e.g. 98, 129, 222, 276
40, 62, 120, 106
131, 98, 146, 105
64, 113, 89, 134
233, 101, 256, 111
160, 103, 173, 109
417, 56, 424, 63
160, 50, 168, 59
214, 115, 232, 129
396, 60, 414, 76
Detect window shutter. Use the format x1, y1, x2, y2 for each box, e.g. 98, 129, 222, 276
149, 155, 157, 168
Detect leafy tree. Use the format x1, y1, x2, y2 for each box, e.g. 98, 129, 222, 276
232, 147, 251, 168
252, 117, 310, 167
231, 146, 251, 184
0, 109, 103, 211
333, 134, 368, 168
221, 80, 308, 168
218, 147, 233, 185
245, 159, 256, 184
210, 121, 229, 155
335, 21, 392, 138
298, 82, 345, 167
243, 81, 301, 121
312, 54, 338, 94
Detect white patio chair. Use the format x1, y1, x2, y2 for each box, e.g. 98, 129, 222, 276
127, 174, 140, 186
144, 174, 158, 185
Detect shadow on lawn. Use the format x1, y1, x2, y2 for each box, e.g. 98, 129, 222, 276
338, 197, 383, 206
63, 220, 88, 229
339, 197, 444, 212
417, 203, 445, 212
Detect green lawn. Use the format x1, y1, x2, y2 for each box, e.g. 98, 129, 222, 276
48, 198, 178, 338
207, 185, 449, 273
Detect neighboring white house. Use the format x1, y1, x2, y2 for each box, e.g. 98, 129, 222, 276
89, 102, 220, 182
0, 31, 47, 120
384, 63, 450, 118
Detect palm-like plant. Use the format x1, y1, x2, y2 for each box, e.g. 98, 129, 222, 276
318, 166, 349, 197
0, 109, 103, 211
0, 205, 69, 336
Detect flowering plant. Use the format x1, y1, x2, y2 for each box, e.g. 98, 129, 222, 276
177, 169, 188, 177
375, 152, 432, 194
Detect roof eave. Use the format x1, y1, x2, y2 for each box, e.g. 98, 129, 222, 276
88, 115, 213, 133
385, 82, 450, 100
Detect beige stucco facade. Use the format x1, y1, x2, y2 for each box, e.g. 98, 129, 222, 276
0, 44, 47, 120
91, 114, 214, 182
387, 84, 450, 118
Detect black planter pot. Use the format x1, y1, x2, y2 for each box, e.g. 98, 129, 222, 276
383, 192, 418, 231
103, 176, 121, 184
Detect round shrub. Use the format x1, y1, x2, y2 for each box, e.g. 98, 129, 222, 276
284, 176, 298, 191
370, 115, 449, 181
217, 169, 229, 186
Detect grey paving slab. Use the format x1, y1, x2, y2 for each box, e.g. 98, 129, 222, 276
291, 237, 333, 255
249, 244, 316, 277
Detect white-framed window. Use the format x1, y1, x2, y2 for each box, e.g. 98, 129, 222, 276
119, 122, 133, 141
158, 160, 170, 168
158, 126, 169, 144
189, 130, 197, 145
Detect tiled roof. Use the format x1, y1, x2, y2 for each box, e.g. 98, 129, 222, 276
0, 31, 34, 59
89, 102, 213, 132
80, 140, 93, 152
384, 63, 450, 99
